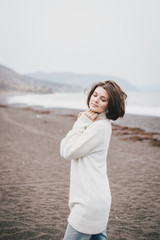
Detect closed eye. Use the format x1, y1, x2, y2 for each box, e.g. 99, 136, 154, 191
93, 93, 106, 102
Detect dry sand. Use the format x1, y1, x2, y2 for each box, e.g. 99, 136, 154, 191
0, 105, 160, 240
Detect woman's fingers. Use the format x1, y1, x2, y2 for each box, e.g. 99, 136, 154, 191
78, 112, 83, 118
84, 110, 100, 122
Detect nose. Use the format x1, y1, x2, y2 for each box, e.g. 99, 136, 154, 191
95, 96, 99, 103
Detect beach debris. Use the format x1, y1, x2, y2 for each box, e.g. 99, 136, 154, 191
36, 114, 42, 118
0, 104, 8, 108
24, 107, 50, 114
112, 123, 160, 148
115, 216, 119, 220
22, 161, 25, 165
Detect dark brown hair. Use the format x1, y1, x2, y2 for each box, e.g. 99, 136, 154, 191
86, 80, 127, 121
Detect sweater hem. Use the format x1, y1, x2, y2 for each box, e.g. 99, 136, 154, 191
68, 214, 108, 234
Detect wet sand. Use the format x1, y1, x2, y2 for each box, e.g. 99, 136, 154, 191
0, 105, 160, 240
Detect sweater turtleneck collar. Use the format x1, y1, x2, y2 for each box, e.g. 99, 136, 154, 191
99, 112, 107, 120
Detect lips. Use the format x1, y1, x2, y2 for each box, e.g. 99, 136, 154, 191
91, 103, 98, 107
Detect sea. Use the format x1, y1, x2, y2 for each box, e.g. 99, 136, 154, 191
6, 91, 160, 117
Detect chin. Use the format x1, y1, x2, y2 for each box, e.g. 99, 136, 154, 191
89, 106, 100, 113
89, 106, 95, 111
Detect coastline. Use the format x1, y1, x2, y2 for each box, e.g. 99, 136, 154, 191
0, 92, 160, 133
0, 99, 160, 148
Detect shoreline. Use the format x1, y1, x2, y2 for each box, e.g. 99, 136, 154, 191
1, 92, 160, 120
0, 103, 160, 148
0, 93, 160, 148
0, 98, 160, 132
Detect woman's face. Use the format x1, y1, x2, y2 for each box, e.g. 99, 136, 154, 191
89, 86, 109, 113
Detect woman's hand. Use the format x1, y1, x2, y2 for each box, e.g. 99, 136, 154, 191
78, 112, 83, 118
84, 110, 100, 122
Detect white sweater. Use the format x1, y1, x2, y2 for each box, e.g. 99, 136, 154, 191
60, 112, 112, 234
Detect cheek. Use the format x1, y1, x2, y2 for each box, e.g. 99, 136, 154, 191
100, 102, 108, 110
89, 96, 94, 104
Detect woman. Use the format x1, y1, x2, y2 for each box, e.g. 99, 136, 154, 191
60, 80, 127, 240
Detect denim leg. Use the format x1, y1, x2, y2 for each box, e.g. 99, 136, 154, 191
63, 224, 91, 240
90, 229, 108, 240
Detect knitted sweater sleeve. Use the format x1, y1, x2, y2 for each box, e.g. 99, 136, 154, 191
60, 113, 104, 160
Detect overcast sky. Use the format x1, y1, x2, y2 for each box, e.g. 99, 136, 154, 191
0, 0, 160, 87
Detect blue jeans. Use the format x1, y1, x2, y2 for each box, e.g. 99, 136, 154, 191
64, 224, 108, 240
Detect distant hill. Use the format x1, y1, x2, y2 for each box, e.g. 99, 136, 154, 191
27, 71, 138, 92
0, 64, 138, 95
139, 84, 160, 93
0, 65, 51, 94
0, 65, 79, 95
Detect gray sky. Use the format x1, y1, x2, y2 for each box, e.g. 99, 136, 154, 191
0, 0, 160, 86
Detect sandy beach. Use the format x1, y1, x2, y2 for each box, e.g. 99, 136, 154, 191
0, 104, 160, 240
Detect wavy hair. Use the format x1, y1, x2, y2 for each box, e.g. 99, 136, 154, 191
86, 80, 127, 121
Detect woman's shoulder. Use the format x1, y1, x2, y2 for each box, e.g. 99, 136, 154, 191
89, 118, 111, 130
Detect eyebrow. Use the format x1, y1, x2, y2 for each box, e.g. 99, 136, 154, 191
94, 91, 107, 99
